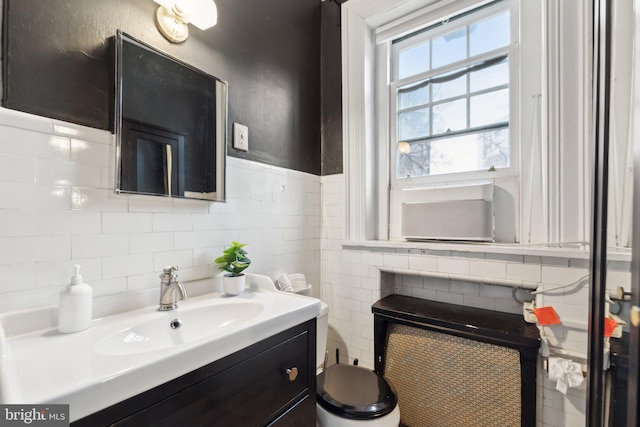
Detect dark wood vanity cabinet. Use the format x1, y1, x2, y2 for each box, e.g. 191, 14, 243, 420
73, 319, 316, 427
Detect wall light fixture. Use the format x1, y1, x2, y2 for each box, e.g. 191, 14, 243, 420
154, 0, 217, 43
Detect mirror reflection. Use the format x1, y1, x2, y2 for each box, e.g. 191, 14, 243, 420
607, 2, 634, 251
115, 30, 227, 201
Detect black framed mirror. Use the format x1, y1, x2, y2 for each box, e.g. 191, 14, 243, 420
114, 30, 227, 201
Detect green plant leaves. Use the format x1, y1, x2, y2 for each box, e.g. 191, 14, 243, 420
215, 241, 251, 276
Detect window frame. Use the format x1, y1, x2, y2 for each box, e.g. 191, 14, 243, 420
389, 0, 519, 189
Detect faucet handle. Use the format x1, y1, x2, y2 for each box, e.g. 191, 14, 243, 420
163, 265, 179, 276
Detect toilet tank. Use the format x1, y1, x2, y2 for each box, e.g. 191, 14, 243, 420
317, 302, 329, 368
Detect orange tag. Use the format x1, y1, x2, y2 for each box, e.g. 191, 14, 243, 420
604, 317, 617, 337
533, 306, 561, 326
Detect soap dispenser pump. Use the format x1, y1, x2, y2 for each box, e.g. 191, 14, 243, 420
58, 265, 93, 333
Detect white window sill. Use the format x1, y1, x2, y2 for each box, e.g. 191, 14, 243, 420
341, 239, 632, 263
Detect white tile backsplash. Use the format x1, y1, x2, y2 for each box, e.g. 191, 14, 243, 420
36, 158, 103, 188
0, 127, 67, 160
71, 234, 130, 258
101, 253, 154, 280
382, 253, 409, 269
0, 108, 321, 311
469, 259, 506, 278
129, 232, 174, 254
102, 212, 154, 234
36, 210, 102, 235
152, 212, 193, 232
0, 263, 37, 293
408, 254, 437, 271
71, 187, 128, 211
174, 230, 214, 250
449, 280, 480, 296
541, 265, 589, 285
0, 182, 36, 209
71, 139, 111, 167
0, 236, 37, 264
0, 153, 35, 183
506, 261, 542, 282
0, 209, 36, 236
437, 257, 470, 274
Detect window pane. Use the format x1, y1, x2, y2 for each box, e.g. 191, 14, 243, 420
398, 108, 430, 140
470, 11, 510, 56
470, 61, 509, 92
398, 42, 430, 79
399, 83, 429, 109
432, 28, 467, 69
432, 99, 466, 134
396, 142, 433, 178
395, 128, 509, 178
432, 73, 466, 102
429, 135, 484, 175
480, 128, 510, 170
470, 89, 509, 127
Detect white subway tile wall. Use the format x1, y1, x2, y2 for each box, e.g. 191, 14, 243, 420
0, 108, 321, 310
320, 173, 632, 427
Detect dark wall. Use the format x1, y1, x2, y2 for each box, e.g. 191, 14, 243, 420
320, 0, 343, 175
1, 0, 323, 175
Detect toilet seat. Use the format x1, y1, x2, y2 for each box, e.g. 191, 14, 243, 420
317, 364, 398, 420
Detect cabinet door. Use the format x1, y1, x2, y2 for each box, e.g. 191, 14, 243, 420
267, 394, 315, 427
113, 330, 310, 427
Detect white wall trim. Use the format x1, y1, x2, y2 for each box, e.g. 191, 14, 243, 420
342, 7, 368, 241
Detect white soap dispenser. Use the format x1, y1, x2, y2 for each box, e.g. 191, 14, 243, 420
58, 265, 93, 333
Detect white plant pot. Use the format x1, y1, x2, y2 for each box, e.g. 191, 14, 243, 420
223, 274, 245, 296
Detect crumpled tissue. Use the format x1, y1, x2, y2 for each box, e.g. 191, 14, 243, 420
548, 356, 584, 395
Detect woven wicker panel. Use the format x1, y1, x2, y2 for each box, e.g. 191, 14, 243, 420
384, 323, 521, 427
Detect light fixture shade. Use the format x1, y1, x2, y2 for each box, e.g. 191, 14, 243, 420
154, 0, 217, 30
153, 0, 175, 9
180, 0, 217, 30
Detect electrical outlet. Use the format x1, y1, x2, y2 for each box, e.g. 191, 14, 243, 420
233, 123, 249, 151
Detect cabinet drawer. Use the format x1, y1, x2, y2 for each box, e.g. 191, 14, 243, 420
115, 329, 311, 427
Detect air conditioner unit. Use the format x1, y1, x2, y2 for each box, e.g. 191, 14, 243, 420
401, 183, 494, 242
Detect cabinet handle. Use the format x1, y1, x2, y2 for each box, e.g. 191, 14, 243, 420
285, 367, 298, 381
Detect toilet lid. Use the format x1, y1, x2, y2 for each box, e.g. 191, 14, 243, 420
317, 364, 397, 420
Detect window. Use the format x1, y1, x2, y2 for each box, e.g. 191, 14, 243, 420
390, 1, 516, 182
343, 0, 590, 245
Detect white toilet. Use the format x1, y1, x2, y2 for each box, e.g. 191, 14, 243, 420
316, 302, 401, 427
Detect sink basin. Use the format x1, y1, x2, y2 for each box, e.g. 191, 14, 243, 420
94, 302, 264, 356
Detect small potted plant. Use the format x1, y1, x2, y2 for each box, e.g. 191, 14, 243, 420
215, 241, 251, 295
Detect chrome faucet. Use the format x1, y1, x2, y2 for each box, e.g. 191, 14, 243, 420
158, 266, 188, 311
